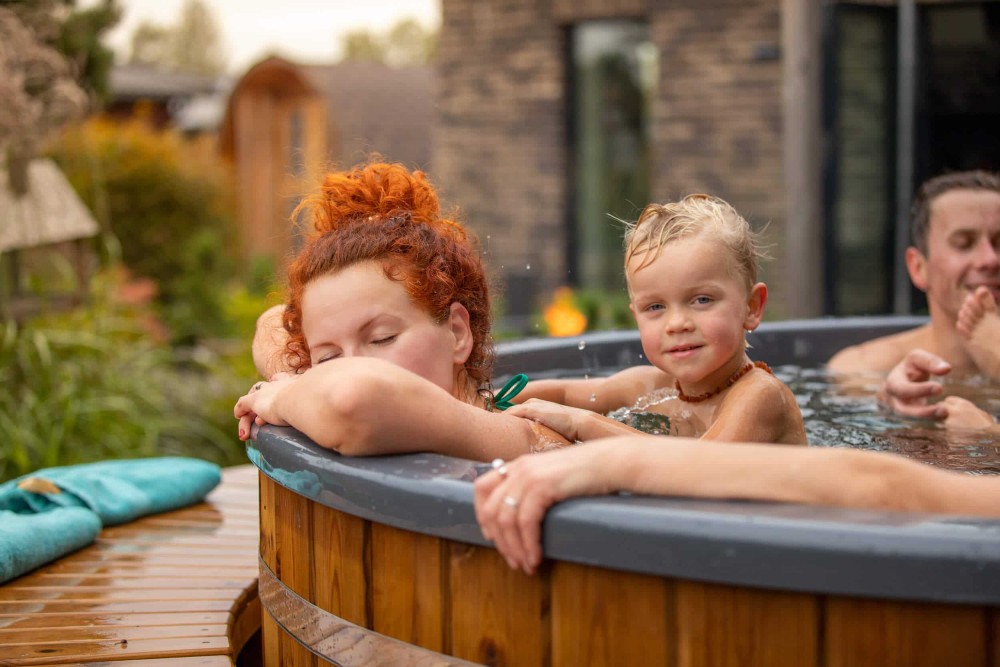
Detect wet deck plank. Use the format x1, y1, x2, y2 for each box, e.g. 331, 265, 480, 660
0, 465, 260, 667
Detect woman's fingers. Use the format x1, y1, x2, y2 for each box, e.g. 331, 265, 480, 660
473, 454, 569, 574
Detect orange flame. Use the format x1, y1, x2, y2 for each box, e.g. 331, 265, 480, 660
543, 287, 587, 337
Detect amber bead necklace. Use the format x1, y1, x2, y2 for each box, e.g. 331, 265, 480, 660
675, 360, 773, 403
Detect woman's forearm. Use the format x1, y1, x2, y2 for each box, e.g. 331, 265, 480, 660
598, 437, 1000, 517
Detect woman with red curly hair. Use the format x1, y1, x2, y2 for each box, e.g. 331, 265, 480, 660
234, 161, 567, 459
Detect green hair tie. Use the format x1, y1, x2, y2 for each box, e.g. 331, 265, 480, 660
492, 373, 529, 411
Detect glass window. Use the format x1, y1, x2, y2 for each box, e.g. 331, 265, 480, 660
826, 4, 897, 315
569, 21, 656, 291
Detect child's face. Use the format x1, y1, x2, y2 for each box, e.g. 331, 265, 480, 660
301, 261, 472, 394
627, 235, 765, 394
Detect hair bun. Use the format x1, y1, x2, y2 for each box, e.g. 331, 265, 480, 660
303, 161, 452, 235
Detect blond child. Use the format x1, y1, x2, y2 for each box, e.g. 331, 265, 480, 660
509, 194, 806, 445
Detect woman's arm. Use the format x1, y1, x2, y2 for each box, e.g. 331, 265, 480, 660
252, 305, 291, 379
234, 357, 568, 460
474, 436, 1000, 573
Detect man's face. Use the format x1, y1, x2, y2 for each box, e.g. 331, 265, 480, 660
907, 189, 1000, 321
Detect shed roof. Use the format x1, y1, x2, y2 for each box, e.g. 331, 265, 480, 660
110, 64, 225, 101
0, 159, 99, 252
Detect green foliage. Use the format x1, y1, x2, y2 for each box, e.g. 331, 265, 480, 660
341, 18, 437, 66
126, 0, 225, 75
575, 287, 634, 331
48, 118, 238, 344
58, 0, 121, 104
0, 271, 254, 483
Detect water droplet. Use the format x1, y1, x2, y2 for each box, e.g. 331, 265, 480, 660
638, 353, 644, 360
589, 393, 597, 402
526, 264, 531, 270
577, 340, 587, 350
583, 374, 589, 380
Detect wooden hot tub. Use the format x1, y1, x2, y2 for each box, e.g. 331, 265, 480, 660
250, 317, 1000, 666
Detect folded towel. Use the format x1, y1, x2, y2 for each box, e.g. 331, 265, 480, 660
0, 457, 221, 584
0, 508, 102, 583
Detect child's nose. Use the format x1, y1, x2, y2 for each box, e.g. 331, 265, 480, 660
664, 309, 692, 333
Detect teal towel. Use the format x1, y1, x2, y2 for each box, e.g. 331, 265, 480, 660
0, 508, 101, 582
0, 457, 221, 584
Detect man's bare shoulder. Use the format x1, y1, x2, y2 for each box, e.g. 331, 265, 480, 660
826, 325, 931, 374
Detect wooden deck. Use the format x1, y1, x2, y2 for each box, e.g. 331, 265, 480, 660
0, 465, 260, 667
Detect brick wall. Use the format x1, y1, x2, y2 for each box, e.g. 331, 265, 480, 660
435, 0, 786, 326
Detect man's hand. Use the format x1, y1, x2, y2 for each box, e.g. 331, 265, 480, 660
877, 349, 952, 419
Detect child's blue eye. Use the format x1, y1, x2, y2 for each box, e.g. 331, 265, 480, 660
645, 303, 664, 312
693, 296, 712, 305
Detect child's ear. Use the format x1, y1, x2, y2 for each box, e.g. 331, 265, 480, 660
447, 302, 474, 365
629, 302, 637, 321
743, 282, 767, 331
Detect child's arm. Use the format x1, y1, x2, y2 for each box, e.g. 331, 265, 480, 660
517, 365, 670, 413
701, 374, 807, 445
505, 399, 643, 442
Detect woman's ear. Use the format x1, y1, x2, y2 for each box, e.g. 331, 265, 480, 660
448, 302, 474, 365
744, 282, 767, 331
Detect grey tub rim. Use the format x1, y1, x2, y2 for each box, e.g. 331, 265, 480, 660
249, 315, 1000, 606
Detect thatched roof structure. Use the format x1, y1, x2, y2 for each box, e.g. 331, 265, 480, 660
0, 159, 99, 252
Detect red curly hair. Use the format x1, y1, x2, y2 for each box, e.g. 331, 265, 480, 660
282, 161, 495, 395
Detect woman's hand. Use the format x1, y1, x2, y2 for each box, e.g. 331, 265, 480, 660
233, 374, 299, 440
506, 399, 638, 441
473, 442, 622, 574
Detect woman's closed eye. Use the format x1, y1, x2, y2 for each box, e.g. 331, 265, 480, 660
371, 334, 398, 346
316, 352, 341, 364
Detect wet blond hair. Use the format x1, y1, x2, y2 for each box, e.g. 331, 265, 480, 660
623, 193, 764, 290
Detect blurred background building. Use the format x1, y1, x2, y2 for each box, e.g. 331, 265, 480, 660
430, 0, 1000, 326
94, 0, 998, 329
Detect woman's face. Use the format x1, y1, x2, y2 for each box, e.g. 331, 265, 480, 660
301, 261, 473, 395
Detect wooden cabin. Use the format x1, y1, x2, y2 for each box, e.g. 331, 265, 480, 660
219, 56, 434, 269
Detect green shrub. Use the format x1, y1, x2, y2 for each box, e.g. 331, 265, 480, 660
47, 118, 237, 344
0, 271, 253, 483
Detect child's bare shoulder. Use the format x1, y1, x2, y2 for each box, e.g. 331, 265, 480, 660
718, 370, 806, 444
728, 369, 796, 406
